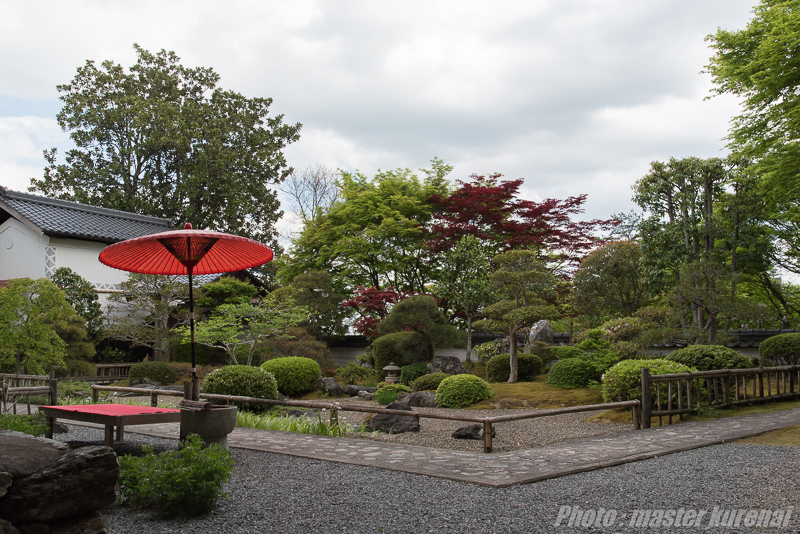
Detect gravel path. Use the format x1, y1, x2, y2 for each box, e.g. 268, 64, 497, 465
57, 424, 800, 534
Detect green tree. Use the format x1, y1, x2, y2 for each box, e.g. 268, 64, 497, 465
281, 159, 452, 292
180, 288, 309, 366
50, 267, 104, 342
475, 251, 559, 383
30, 44, 301, 246
289, 270, 348, 339
0, 279, 73, 374
195, 277, 259, 315
105, 274, 189, 361
377, 295, 464, 361
574, 241, 654, 319
434, 235, 494, 358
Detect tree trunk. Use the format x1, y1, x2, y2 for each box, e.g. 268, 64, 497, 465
465, 315, 473, 361
508, 327, 519, 383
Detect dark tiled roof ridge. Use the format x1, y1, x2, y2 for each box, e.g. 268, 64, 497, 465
0, 188, 171, 226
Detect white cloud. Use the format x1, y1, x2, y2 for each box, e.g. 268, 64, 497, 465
0, 116, 67, 191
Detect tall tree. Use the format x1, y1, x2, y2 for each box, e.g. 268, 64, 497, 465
475, 250, 558, 383
30, 44, 301, 246
280, 165, 340, 223
289, 270, 349, 340
377, 295, 463, 361
50, 267, 104, 342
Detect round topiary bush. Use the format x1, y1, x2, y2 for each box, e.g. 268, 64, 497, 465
372, 331, 429, 379
547, 358, 599, 388
435, 375, 494, 408
759, 333, 800, 366
601, 359, 696, 403
128, 361, 179, 386
411, 372, 449, 392
202, 365, 278, 412
667, 345, 753, 371
546, 346, 585, 364
260, 357, 321, 396
485, 353, 543, 383
399, 362, 429, 386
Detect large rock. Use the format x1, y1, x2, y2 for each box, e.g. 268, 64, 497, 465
343, 384, 377, 396
399, 391, 436, 408
0, 432, 68, 478
366, 401, 420, 434
427, 356, 468, 376
0, 473, 11, 498
357, 390, 375, 401
0, 436, 118, 526
452, 424, 496, 440
527, 319, 554, 347
317, 377, 345, 397
0, 520, 19, 534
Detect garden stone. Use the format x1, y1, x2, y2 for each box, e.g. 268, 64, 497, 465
366, 401, 420, 434
0, 431, 67, 478
526, 319, 554, 348
357, 390, 375, 401
0, 520, 19, 534
427, 356, 468, 376
0, 473, 11, 498
317, 377, 345, 397
400, 391, 436, 408
452, 424, 496, 440
343, 384, 376, 396
50, 512, 109, 534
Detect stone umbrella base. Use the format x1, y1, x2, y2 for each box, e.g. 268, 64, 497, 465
180, 405, 238, 447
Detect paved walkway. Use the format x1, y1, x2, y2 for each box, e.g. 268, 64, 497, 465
67, 407, 800, 488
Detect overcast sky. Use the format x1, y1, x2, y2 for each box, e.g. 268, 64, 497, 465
0, 0, 756, 235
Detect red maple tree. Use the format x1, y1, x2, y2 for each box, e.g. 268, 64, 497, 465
341, 286, 411, 338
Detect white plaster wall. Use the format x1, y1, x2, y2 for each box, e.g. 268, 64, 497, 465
0, 218, 48, 280
47, 237, 128, 286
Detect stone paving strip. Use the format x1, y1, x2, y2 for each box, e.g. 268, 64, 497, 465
64, 407, 800, 488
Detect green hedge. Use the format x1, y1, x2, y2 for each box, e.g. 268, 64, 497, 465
667, 345, 753, 371
260, 357, 321, 396
547, 358, 598, 388
372, 332, 429, 379
435, 375, 494, 408
601, 359, 696, 403
129, 362, 180, 386
759, 333, 800, 366
485, 353, 543, 383
546, 346, 585, 363
399, 362, 429, 386
202, 365, 278, 412
411, 372, 449, 392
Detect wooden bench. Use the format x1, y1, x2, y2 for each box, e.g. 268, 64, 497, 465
39, 404, 181, 447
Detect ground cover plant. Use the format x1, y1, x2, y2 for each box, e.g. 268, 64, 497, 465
0, 413, 49, 436
202, 365, 277, 412
260, 356, 321, 396
436, 374, 494, 408
116, 434, 234, 516
236, 410, 352, 437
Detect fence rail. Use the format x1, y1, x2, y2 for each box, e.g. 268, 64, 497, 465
91, 384, 641, 453
641, 365, 800, 428
1, 372, 58, 415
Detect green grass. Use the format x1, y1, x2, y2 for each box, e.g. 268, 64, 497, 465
469, 374, 604, 410
236, 410, 354, 437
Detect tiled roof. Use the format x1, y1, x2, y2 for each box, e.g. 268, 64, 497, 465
0, 189, 171, 243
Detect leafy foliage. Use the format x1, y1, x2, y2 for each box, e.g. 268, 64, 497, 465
265, 327, 334, 372
667, 345, 753, 371
411, 372, 450, 392
31, 44, 300, 246
371, 331, 429, 379
260, 356, 321, 396
435, 374, 494, 408
547, 346, 585, 362
0, 413, 50, 436
399, 362, 430, 386
341, 286, 410, 338
195, 277, 259, 313
374, 382, 411, 396
337, 362, 373, 385
601, 359, 696, 403
599, 317, 646, 343
375, 390, 398, 405
50, 267, 104, 342
759, 333, 800, 366
547, 359, 599, 389
472, 341, 500, 363
202, 365, 278, 412
129, 362, 180, 386
237, 410, 352, 437
116, 434, 234, 516
377, 295, 464, 361
485, 353, 543, 383
289, 270, 348, 339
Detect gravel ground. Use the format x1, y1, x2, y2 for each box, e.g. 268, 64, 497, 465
58, 424, 800, 534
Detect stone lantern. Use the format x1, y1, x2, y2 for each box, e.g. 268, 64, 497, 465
383, 362, 401, 384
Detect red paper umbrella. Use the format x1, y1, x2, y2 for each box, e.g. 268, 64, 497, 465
99, 224, 273, 396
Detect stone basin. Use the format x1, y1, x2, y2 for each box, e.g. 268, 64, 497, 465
179, 405, 238, 448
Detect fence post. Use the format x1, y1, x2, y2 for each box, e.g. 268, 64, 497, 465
150, 391, 158, 407
722, 370, 731, 406
641, 368, 651, 429
759, 368, 765, 399
48, 371, 58, 406
92, 385, 99, 403
483, 420, 493, 453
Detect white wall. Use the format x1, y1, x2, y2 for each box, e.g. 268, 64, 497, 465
0, 218, 47, 280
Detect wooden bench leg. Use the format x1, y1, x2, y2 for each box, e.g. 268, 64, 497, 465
46, 417, 55, 440
104, 425, 114, 447
116, 424, 124, 443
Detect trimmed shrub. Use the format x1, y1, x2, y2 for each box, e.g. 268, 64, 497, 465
601, 359, 696, 403
599, 317, 644, 342
260, 357, 321, 396
608, 341, 645, 360
472, 342, 499, 363
337, 362, 373, 384
202, 365, 278, 412
411, 372, 449, 392
129, 361, 180, 386
667, 345, 753, 371
547, 346, 585, 363
436, 375, 494, 408
375, 382, 411, 396
372, 331, 429, 379
485, 353, 543, 383
399, 362, 429, 386
547, 358, 599, 388
759, 333, 800, 366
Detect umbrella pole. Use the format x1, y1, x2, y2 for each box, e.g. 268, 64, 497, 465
189, 267, 199, 401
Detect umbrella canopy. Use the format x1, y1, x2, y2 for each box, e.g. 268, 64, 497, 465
98, 223, 273, 275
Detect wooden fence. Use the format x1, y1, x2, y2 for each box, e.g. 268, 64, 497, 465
640, 365, 800, 428
91, 384, 641, 453
1, 372, 58, 415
